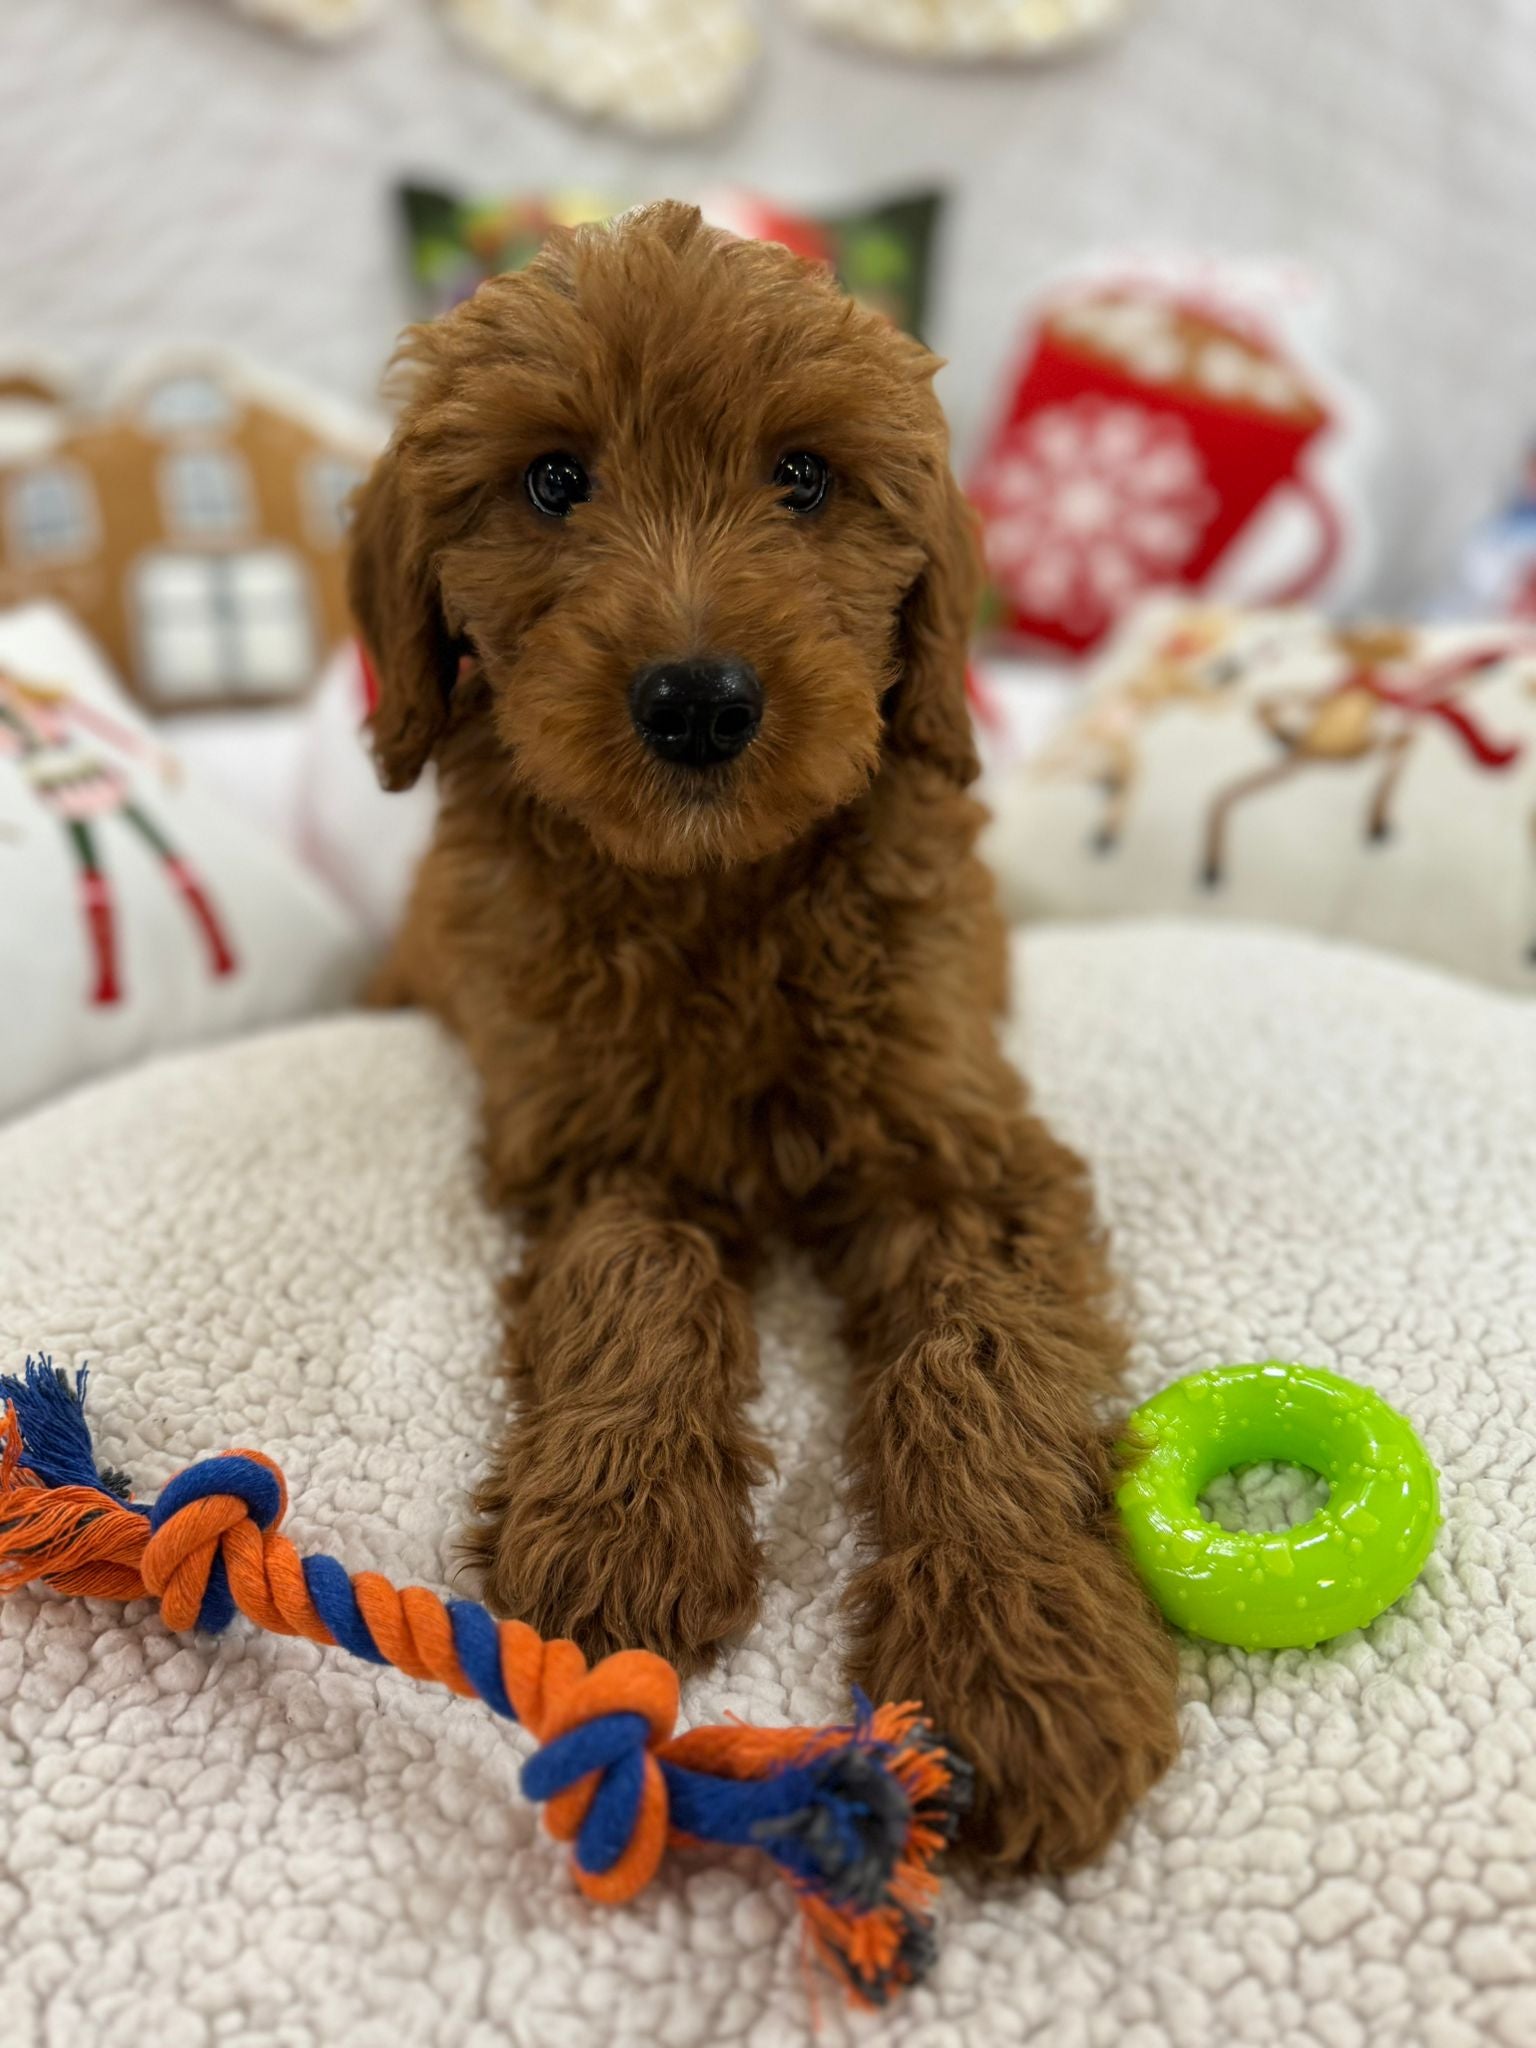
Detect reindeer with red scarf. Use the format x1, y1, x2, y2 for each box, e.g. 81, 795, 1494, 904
1035, 608, 1276, 854
1202, 628, 1529, 888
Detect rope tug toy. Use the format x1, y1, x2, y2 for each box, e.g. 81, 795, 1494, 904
0, 1361, 968, 2008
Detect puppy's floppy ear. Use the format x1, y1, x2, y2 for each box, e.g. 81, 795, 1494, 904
885, 462, 982, 788
347, 433, 459, 792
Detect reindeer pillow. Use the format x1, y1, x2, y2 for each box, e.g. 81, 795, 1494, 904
984, 597, 1536, 993
0, 602, 370, 1121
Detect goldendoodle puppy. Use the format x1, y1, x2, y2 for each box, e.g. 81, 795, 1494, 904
348, 200, 1178, 1872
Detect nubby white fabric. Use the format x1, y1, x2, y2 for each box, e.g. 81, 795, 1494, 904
1, 922, 1532, 2047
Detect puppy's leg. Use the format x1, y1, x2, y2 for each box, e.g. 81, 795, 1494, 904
822, 1118, 1179, 1873
466, 1186, 767, 1674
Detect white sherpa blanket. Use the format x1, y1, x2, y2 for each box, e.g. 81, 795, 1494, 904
1, 922, 1533, 2048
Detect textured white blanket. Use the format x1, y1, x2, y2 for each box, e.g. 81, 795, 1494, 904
1, 922, 1532, 2048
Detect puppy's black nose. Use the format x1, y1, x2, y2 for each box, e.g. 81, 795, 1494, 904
629, 658, 763, 767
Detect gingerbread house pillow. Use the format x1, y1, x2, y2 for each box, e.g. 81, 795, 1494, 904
0, 355, 383, 715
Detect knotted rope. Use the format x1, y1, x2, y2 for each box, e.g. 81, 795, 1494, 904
0, 1361, 967, 2006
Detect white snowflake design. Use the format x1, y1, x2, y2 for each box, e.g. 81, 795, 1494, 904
977, 397, 1218, 635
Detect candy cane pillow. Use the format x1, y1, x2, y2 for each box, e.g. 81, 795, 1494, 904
0, 603, 370, 1120
983, 597, 1536, 993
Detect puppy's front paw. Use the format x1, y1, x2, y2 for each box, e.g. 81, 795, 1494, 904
846, 1537, 1180, 1874
465, 1413, 764, 1676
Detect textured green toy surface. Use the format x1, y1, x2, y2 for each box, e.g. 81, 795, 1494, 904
1117, 1362, 1440, 1652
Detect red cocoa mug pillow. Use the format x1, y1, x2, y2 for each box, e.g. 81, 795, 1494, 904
971, 257, 1374, 657
0, 603, 370, 1120
984, 597, 1536, 993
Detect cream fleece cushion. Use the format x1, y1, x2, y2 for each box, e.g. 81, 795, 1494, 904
0, 921, 1532, 2046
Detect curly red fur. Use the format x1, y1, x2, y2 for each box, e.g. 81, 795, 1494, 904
348, 202, 1179, 1874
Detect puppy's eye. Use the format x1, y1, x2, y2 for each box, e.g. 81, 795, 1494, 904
773, 450, 830, 514
525, 451, 591, 519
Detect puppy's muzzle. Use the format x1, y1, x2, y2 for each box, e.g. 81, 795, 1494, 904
629, 658, 763, 767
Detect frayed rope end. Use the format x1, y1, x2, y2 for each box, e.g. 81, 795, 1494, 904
0, 1368, 150, 1600
772, 1699, 970, 2007
0, 1357, 135, 1499
665, 1693, 970, 2006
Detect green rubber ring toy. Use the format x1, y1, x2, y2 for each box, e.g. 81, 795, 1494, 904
1117, 1362, 1440, 1652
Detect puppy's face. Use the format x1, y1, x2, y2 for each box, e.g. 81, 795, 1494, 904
350, 203, 978, 874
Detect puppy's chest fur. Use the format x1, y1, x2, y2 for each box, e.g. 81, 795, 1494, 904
409, 775, 1007, 1220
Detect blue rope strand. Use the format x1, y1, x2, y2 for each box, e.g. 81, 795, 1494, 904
521, 1712, 652, 1801
152, 1456, 283, 1530
303, 1554, 388, 1665
661, 1761, 823, 1846
194, 1551, 236, 1634
575, 1745, 646, 1875
447, 1599, 515, 1720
